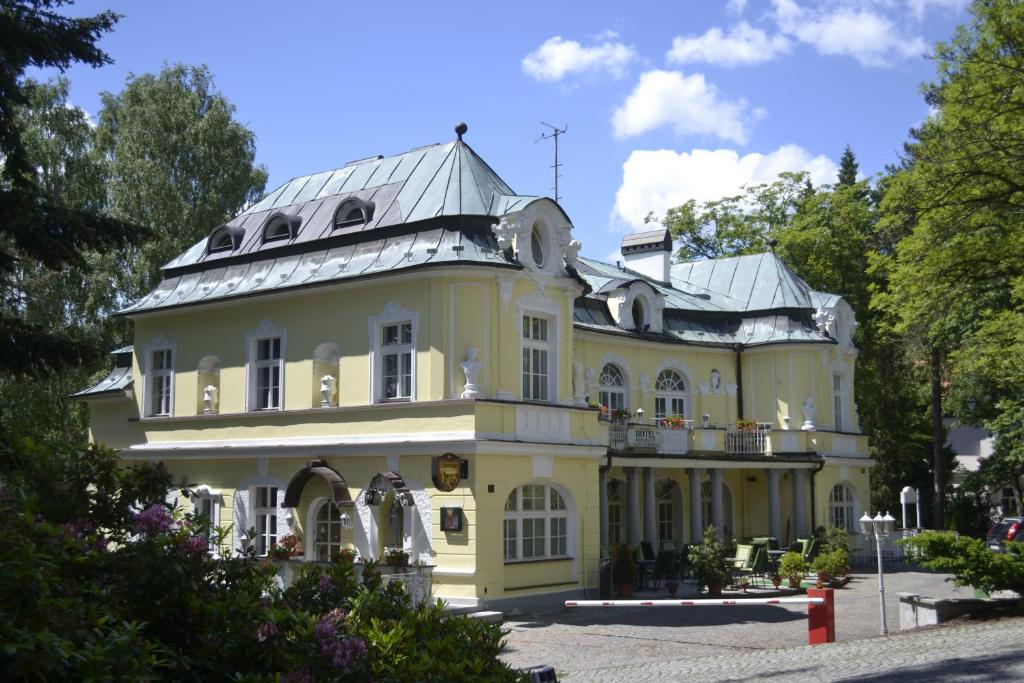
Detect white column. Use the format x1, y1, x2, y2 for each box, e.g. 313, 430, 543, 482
643, 467, 657, 545
711, 468, 724, 539
767, 468, 781, 540
627, 467, 641, 546
793, 469, 807, 538
688, 468, 703, 542
599, 467, 609, 551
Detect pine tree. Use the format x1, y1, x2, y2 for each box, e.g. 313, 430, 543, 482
837, 145, 858, 186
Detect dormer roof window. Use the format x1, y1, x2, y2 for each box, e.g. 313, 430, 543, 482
531, 224, 545, 267
206, 225, 244, 254
333, 198, 374, 230
261, 213, 301, 244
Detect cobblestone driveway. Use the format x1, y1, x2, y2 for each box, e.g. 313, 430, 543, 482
502, 571, 1022, 681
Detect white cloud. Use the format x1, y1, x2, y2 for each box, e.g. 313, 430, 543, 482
906, 0, 970, 21
771, 0, 926, 67
727, 0, 749, 14
522, 35, 638, 82
613, 145, 837, 230
612, 70, 755, 143
667, 22, 791, 67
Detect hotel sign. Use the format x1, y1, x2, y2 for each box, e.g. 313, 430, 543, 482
432, 452, 462, 492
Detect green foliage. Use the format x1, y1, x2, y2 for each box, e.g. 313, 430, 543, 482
0, 442, 527, 680
778, 551, 807, 582
811, 549, 849, 578
836, 145, 858, 187
612, 543, 637, 585
688, 526, 731, 588
903, 530, 1024, 596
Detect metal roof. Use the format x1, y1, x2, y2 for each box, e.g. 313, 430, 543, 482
72, 365, 132, 398
161, 139, 549, 273
670, 252, 814, 312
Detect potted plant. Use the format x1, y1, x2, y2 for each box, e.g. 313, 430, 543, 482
770, 573, 782, 589
779, 551, 807, 589
268, 533, 302, 560
665, 579, 680, 598
384, 546, 410, 570
612, 544, 637, 598
611, 408, 631, 424
661, 415, 686, 430
598, 404, 609, 420
735, 418, 758, 432
736, 576, 750, 593
688, 526, 731, 597
812, 550, 843, 588
332, 547, 358, 564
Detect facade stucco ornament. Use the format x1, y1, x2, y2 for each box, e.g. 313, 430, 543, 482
460, 347, 481, 399
492, 216, 516, 251
801, 396, 816, 431
320, 374, 336, 408
725, 383, 737, 397
562, 239, 583, 267
699, 369, 723, 396
699, 383, 710, 396
783, 415, 791, 430
640, 373, 651, 397
572, 358, 587, 406
498, 274, 514, 311
202, 385, 219, 414
814, 307, 835, 337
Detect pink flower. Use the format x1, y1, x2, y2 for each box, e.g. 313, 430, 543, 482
133, 505, 173, 537
181, 535, 209, 555
256, 622, 278, 642
317, 574, 334, 593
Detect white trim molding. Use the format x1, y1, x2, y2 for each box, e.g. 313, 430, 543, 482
368, 301, 419, 404
141, 333, 177, 417
245, 319, 287, 412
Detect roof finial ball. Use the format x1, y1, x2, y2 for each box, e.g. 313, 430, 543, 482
455, 121, 468, 140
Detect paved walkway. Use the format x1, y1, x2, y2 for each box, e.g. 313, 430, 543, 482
502, 571, 1023, 680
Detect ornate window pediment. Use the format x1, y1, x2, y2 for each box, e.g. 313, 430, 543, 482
606, 281, 665, 333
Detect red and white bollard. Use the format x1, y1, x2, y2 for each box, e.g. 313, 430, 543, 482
806, 587, 835, 645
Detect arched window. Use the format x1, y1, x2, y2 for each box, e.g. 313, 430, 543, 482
262, 216, 294, 243
632, 298, 645, 330
531, 224, 545, 267
828, 483, 857, 532
701, 480, 734, 537
607, 480, 623, 545
313, 501, 347, 561
333, 199, 373, 230
503, 483, 570, 561
655, 369, 687, 419
207, 228, 236, 253
598, 364, 627, 412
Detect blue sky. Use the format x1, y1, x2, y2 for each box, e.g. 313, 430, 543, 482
43, 0, 970, 262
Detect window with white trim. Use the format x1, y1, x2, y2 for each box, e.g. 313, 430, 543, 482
598, 364, 627, 412
828, 483, 856, 532
253, 485, 278, 556
504, 483, 570, 561
147, 347, 174, 416
251, 336, 283, 410
522, 314, 552, 401
657, 481, 674, 544
833, 372, 844, 431
654, 369, 687, 419
607, 480, 622, 545
313, 501, 346, 561
192, 494, 220, 554
377, 321, 413, 401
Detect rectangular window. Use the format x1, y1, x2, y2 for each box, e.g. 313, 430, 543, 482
522, 314, 551, 401
599, 389, 625, 412
503, 519, 517, 560
253, 337, 283, 410
379, 322, 413, 401
522, 517, 546, 558
550, 517, 567, 556
655, 397, 685, 420
253, 485, 278, 557
148, 348, 173, 416
608, 504, 622, 544
658, 501, 674, 543
833, 372, 843, 431
194, 495, 219, 553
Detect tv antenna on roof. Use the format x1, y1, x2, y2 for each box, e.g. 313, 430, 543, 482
536, 122, 567, 204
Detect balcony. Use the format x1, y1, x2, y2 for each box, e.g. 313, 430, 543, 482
608, 422, 691, 455
724, 427, 771, 456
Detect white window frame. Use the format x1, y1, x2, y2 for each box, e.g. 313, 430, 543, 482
598, 363, 627, 412
607, 479, 623, 545
521, 313, 554, 402
252, 484, 279, 557
368, 302, 418, 404
657, 488, 674, 544
190, 487, 222, 556
654, 369, 687, 420
245, 320, 287, 412
503, 482, 573, 563
311, 498, 349, 562
828, 483, 858, 532
377, 321, 414, 402
833, 371, 845, 431
142, 335, 176, 418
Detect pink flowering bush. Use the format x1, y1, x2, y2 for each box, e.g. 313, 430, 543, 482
0, 441, 528, 682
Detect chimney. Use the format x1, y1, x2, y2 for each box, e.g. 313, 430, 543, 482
620, 229, 672, 283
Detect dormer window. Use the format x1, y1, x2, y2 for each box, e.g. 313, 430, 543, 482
262, 215, 296, 243
207, 225, 242, 254
333, 198, 374, 230
632, 298, 646, 330
531, 224, 545, 267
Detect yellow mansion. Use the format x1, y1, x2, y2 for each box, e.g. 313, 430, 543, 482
79, 127, 871, 609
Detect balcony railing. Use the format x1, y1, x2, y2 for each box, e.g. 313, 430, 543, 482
608, 422, 692, 455
725, 427, 771, 456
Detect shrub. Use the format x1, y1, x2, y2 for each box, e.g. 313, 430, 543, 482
688, 526, 731, 588
779, 551, 807, 582
612, 544, 637, 586
902, 530, 1024, 596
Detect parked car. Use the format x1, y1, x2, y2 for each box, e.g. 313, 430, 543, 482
987, 517, 1023, 552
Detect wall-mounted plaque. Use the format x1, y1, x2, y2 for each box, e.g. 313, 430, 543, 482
432, 452, 462, 492
440, 507, 463, 532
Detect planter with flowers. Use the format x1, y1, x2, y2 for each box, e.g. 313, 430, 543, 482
735, 418, 758, 432
611, 408, 631, 424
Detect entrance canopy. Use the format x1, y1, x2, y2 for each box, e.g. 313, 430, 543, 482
282, 459, 354, 508
364, 471, 415, 507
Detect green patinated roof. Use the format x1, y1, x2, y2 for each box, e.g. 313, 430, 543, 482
670, 252, 814, 312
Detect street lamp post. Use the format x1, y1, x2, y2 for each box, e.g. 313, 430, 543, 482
860, 511, 897, 636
